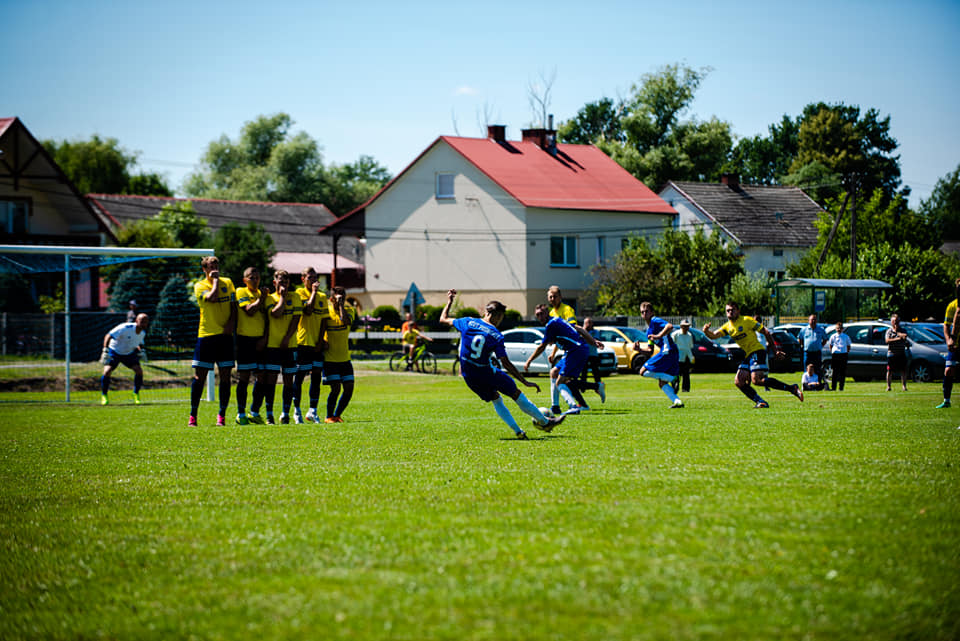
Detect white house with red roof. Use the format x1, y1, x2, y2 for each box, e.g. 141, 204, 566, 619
320, 125, 676, 316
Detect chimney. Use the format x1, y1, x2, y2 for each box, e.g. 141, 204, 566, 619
487, 125, 506, 143
522, 115, 559, 154
720, 173, 740, 188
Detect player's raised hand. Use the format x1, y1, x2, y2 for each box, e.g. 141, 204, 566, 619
447, 288, 457, 302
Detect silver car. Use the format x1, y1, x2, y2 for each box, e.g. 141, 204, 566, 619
500, 327, 617, 375
821, 321, 947, 383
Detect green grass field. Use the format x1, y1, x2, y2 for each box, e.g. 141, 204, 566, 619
1, 367, 958, 640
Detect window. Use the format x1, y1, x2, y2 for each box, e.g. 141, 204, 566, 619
596, 236, 605, 264
1, 200, 29, 235
773, 248, 783, 257
436, 173, 455, 199
550, 236, 578, 267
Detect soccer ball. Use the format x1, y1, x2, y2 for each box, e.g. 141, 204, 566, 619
539, 407, 554, 419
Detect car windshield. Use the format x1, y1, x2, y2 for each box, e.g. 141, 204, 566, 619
904, 325, 943, 344
616, 327, 647, 341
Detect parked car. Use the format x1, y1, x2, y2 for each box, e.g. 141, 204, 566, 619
500, 327, 617, 376
591, 325, 648, 373
714, 329, 802, 372
821, 321, 947, 383
902, 322, 948, 347
686, 327, 734, 372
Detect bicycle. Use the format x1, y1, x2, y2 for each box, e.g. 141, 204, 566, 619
389, 340, 437, 374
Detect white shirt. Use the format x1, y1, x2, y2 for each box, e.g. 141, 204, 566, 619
802, 371, 820, 385
108, 322, 146, 355
827, 332, 852, 354
671, 329, 695, 363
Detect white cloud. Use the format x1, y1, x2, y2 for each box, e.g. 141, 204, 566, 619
454, 86, 479, 96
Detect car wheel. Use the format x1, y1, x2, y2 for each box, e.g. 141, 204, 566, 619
630, 354, 645, 374
910, 360, 932, 383
821, 361, 833, 385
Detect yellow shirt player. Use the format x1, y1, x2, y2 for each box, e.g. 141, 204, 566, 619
547, 285, 577, 324
321, 286, 357, 423
260, 270, 302, 425
293, 267, 330, 424
936, 278, 960, 408
703, 301, 803, 408
234, 267, 267, 425
189, 256, 237, 428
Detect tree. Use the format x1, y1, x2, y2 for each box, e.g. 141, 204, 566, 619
558, 98, 625, 145
920, 163, 960, 243
723, 115, 800, 185
562, 64, 733, 189
43, 135, 171, 196
153, 275, 199, 350
108, 268, 157, 317
154, 201, 211, 248
184, 113, 390, 215
586, 228, 743, 315
213, 222, 276, 284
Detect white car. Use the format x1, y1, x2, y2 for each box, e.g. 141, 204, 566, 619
500, 327, 617, 375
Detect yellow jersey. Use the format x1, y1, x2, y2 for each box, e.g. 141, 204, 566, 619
945, 299, 958, 338
295, 286, 330, 347
194, 276, 236, 338
549, 303, 577, 324
324, 303, 356, 363
235, 286, 265, 338
265, 290, 302, 349
716, 315, 765, 356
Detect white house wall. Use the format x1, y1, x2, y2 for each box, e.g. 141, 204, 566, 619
363, 142, 528, 304
524, 208, 673, 312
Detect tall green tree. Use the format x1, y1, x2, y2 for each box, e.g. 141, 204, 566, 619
724, 115, 800, 185
43, 135, 172, 196
184, 114, 390, 215
586, 228, 743, 315
153, 275, 199, 350
557, 98, 625, 145
213, 222, 276, 284
920, 163, 960, 243
559, 64, 733, 189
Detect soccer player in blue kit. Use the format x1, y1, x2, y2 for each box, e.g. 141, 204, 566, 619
525, 303, 604, 415
634, 301, 684, 408
439, 288, 564, 440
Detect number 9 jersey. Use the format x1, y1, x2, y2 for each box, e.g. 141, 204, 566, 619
452, 317, 507, 372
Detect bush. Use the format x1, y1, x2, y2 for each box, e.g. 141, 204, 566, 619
109, 268, 158, 317
372, 305, 401, 328
417, 304, 444, 325
501, 309, 522, 330
455, 307, 480, 319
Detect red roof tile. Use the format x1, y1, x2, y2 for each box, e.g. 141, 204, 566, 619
441, 136, 675, 214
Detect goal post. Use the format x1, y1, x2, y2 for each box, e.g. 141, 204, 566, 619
0, 245, 214, 402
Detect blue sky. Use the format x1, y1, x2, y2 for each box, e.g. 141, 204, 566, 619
4, 0, 958, 207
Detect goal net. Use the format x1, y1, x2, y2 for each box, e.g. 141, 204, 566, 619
0, 245, 213, 403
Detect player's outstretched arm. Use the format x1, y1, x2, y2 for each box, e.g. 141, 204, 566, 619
438, 289, 457, 327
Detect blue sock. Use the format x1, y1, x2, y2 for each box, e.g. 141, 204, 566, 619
492, 397, 522, 434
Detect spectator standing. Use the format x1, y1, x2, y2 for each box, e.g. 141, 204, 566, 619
885, 313, 909, 392
798, 314, 827, 377
671, 319, 695, 393
126, 300, 138, 323
827, 322, 852, 391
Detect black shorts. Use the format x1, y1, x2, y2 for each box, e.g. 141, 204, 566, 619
263, 347, 297, 375
887, 352, 907, 372
296, 345, 323, 373
192, 334, 235, 370
323, 361, 354, 384
236, 335, 263, 372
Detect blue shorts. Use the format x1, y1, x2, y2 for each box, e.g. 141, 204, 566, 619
323, 361, 354, 384
296, 345, 323, 373
556, 344, 589, 379
645, 346, 680, 378
192, 334, 235, 370
262, 347, 297, 375
946, 347, 960, 368
461, 363, 518, 402
235, 335, 263, 372
107, 349, 140, 369
737, 349, 769, 373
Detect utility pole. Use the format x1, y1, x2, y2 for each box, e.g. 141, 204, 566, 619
849, 176, 858, 278
815, 190, 851, 276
